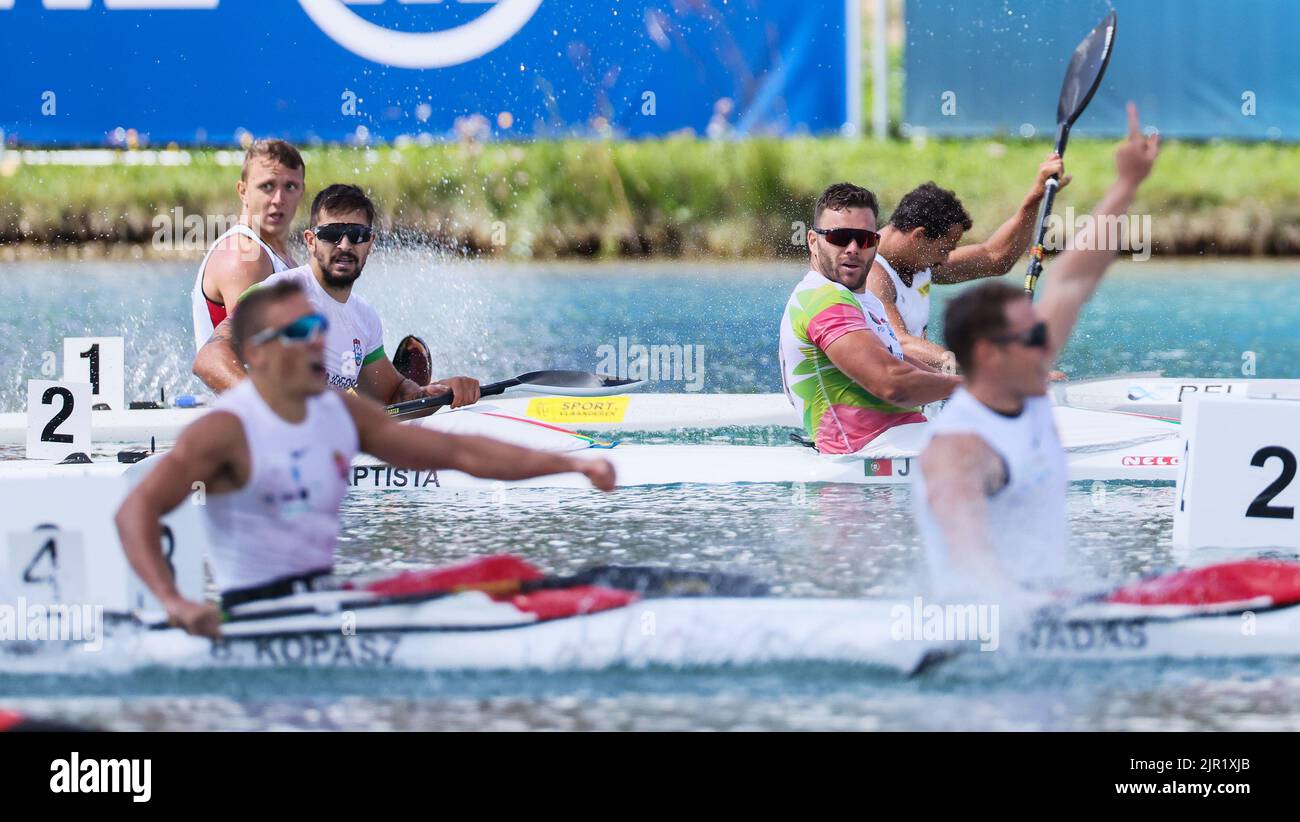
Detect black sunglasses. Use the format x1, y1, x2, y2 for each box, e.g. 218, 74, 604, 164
312, 223, 374, 244
811, 227, 881, 249
988, 321, 1049, 349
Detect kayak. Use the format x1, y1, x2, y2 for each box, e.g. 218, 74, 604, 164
1053, 375, 1300, 420
3, 376, 1293, 446
0, 412, 1182, 487
8, 557, 1300, 675
0, 393, 796, 446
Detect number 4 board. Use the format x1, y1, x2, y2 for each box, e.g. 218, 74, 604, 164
0, 470, 207, 614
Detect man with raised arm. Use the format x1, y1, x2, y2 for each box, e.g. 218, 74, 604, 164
863, 155, 1071, 370
193, 184, 479, 407
915, 104, 1160, 599
120, 280, 616, 638
779, 182, 962, 455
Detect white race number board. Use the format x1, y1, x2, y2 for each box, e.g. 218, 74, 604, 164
1174, 397, 1300, 549
63, 336, 125, 411
25, 380, 91, 460
0, 471, 208, 614
2, 525, 87, 605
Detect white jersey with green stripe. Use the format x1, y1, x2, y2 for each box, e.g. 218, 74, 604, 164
259, 265, 386, 392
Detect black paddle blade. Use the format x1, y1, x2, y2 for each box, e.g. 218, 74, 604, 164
392, 335, 433, 386
1057, 11, 1117, 128
515, 370, 641, 389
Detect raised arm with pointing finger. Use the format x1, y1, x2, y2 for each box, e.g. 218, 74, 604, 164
1036, 103, 1160, 360
915, 104, 1160, 600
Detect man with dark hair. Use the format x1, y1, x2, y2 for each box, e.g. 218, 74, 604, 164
121, 281, 615, 638
915, 105, 1159, 600
864, 154, 1071, 369
779, 182, 962, 455
191, 138, 305, 353
194, 184, 479, 407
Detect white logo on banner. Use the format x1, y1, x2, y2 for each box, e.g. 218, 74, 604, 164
298, 0, 542, 69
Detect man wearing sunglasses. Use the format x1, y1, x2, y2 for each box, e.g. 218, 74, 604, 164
915, 104, 1160, 601
780, 183, 962, 455
119, 280, 617, 638
194, 184, 480, 408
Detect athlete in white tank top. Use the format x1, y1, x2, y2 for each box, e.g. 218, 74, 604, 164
191, 224, 293, 352
202, 378, 357, 592
873, 255, 931, 339
865, 155, 1074, 370
914, 388, 1066, 598
116, 281, 618, 637
914, 111, 1161, 601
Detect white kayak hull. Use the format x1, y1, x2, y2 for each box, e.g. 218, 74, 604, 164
1055, 375, 1300, 420
2, 398, 1182, 487
0, 393, 799, 445
7, 375, 1269, 445
0, 429, 1182, 488
8, 592, 1298, 675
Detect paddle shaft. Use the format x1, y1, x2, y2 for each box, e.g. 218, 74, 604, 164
1023, 124, 1070, 297
138, 565, 767, 628
385, 377, 519, 420
383, 369, 641, 420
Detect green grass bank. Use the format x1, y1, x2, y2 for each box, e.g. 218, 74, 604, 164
1, 136, 1297, 259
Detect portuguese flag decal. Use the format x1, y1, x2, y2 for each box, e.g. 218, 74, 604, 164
864, 459, 893, 477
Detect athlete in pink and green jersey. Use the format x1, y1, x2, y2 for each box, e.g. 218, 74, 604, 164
779, 183, 962, 455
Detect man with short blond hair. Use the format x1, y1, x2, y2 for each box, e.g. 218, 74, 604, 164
191, 138, 306, 352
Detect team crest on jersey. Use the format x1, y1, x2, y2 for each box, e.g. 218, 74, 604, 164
918, 282, 931, 298
352, 338, 363, 367
868, 311, 899, 340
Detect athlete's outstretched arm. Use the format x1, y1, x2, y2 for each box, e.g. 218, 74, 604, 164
342, 392, 615, 489
918, 433, 1010, 591
1038, 104, 1160, 361
824, 330, 961, 408
115, 413, 245, 637
193, 317, 246, 392
935, 153, 1071, 284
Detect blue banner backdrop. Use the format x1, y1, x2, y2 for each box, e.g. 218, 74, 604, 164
0, 0, 853, 146
904, 0, 1300, 141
